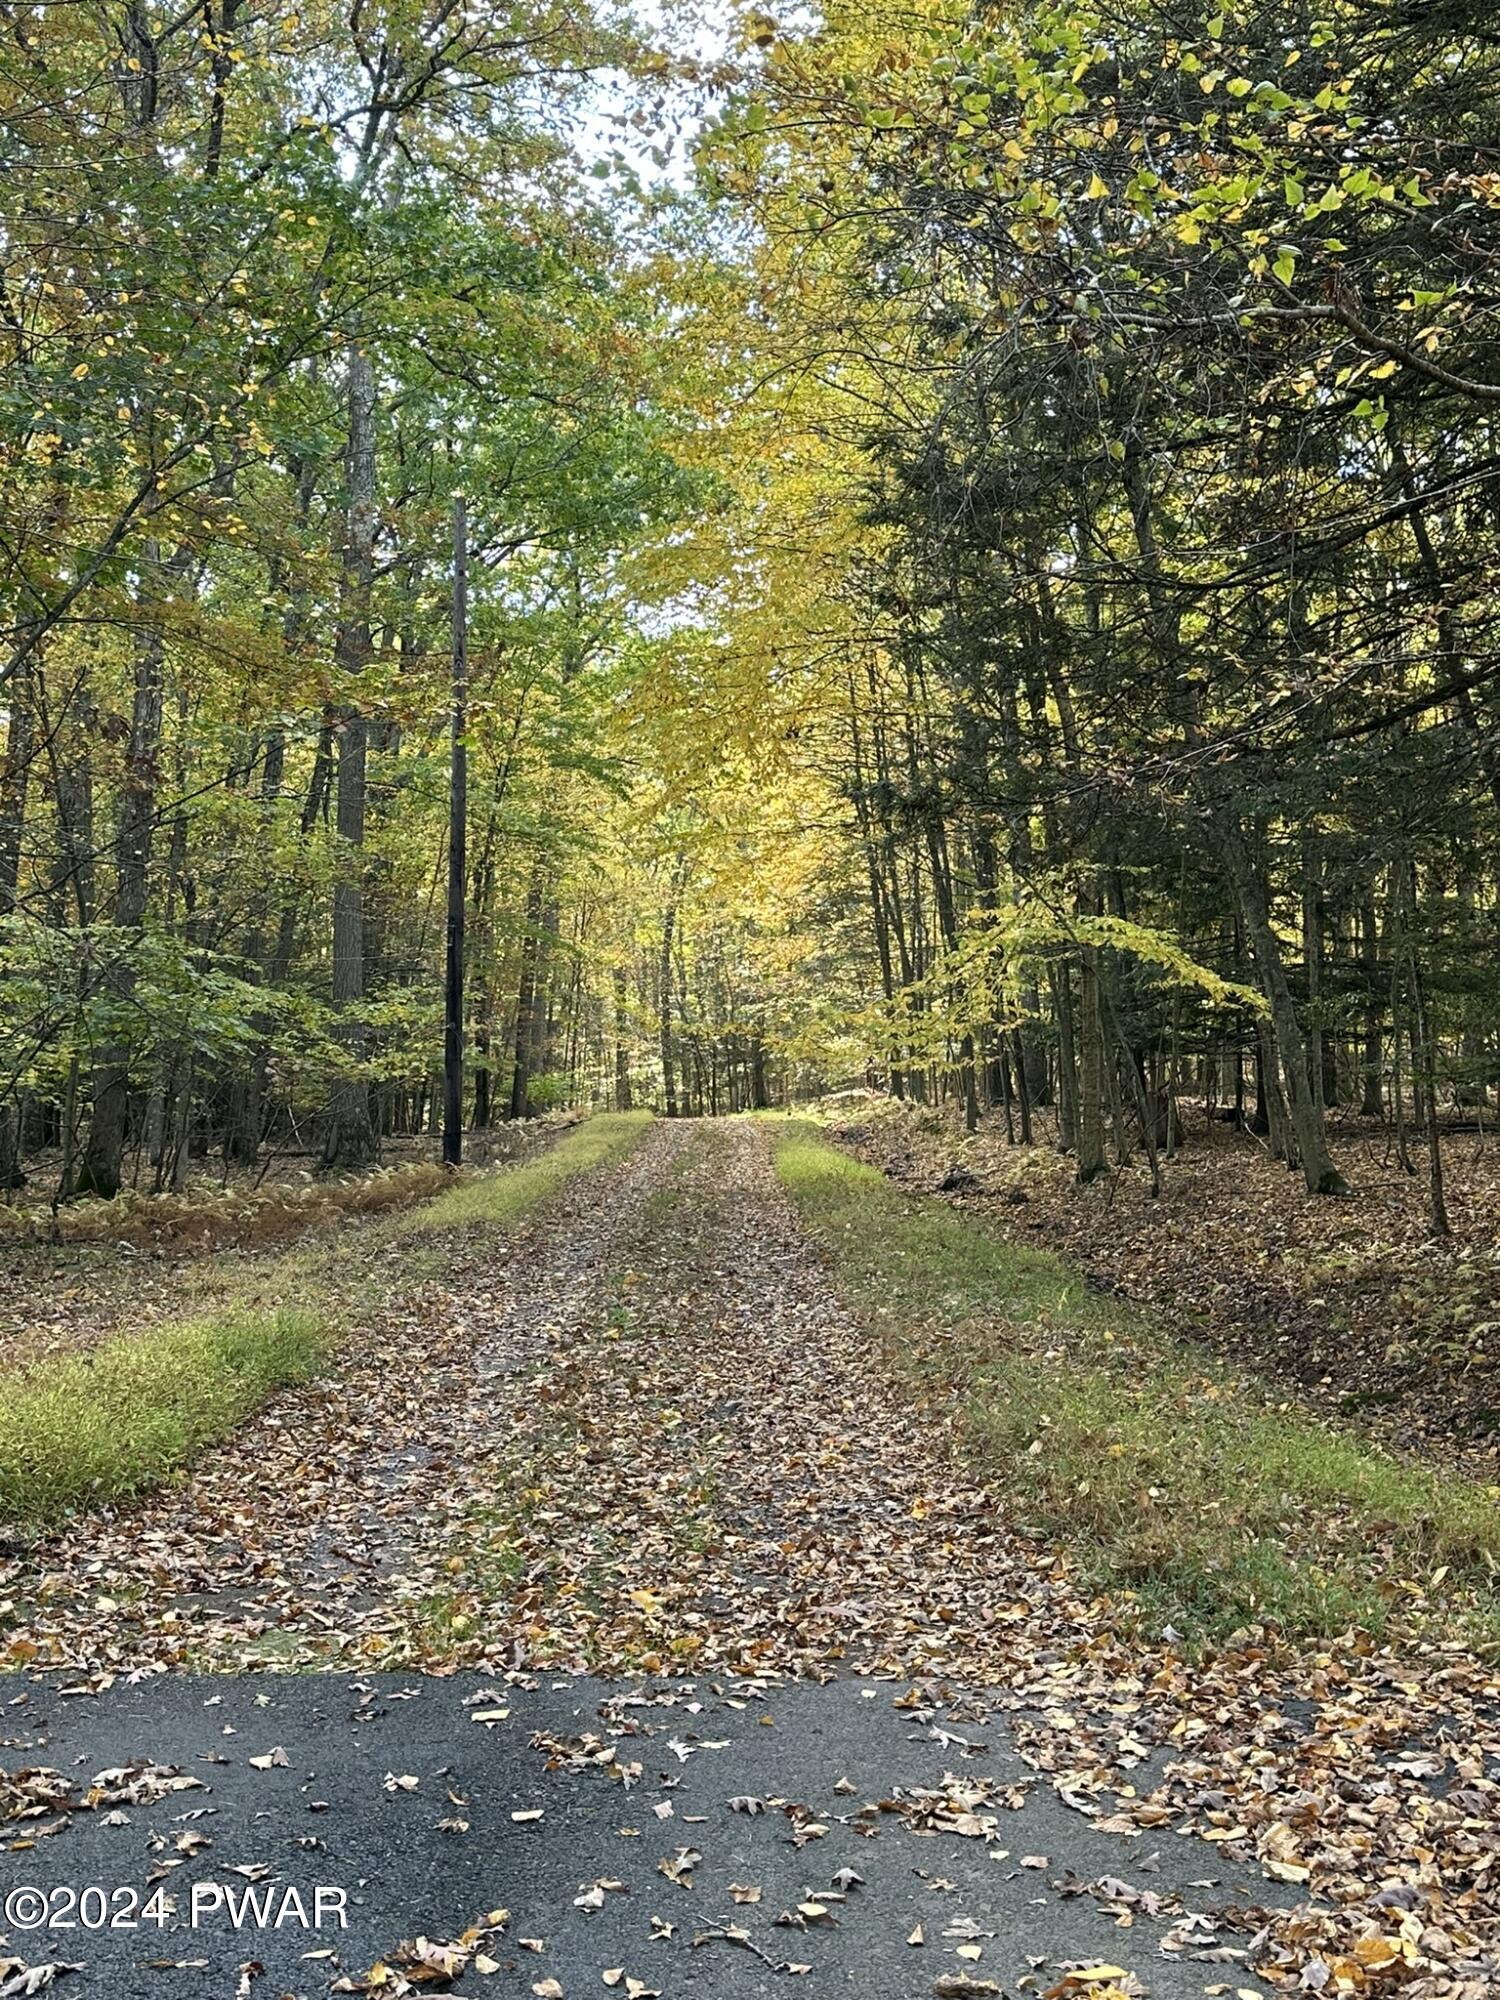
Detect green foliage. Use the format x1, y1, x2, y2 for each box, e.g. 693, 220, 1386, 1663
870, 897, 1265, 1069
667, 0, 1500, 1187
0, 0, 715, 1182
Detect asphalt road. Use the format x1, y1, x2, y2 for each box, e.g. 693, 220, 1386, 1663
0, 1671, 1279, 1999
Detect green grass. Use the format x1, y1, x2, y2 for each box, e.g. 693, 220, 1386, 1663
380, 1111, 653, 1238
0, 1306, 324, 1525
769, 1118, 1500, 1646
0, 1111, 654, 1530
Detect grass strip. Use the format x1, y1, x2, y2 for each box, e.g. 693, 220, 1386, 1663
769, 1118, 1500, 1646
379, 1110, 653, 1238
0, 1111, 654, 1528
0, 1306, 323, 1525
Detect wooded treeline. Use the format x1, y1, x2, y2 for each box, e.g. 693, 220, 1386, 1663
0, 0, 799, 1201
709, 0, 1500, 1222
9, 0, 1500, 1217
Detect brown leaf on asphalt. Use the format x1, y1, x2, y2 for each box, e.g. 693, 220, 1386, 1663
0, 1771, 72, 1823
332, 1909, 509, 1996
0, 1962, 84, 1998
532, 1731, 641, 1788
572, 1880, 626, 1912
656, 1845, 701, 1887
1041, 1972, 1135, 2000
88, 1763, 204, 1807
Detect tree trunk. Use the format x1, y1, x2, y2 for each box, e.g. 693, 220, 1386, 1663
1359, 892, 1384, 1117
1074, 946, 1107, 1183
660, 887, 679, 1120
0, 661, 34, 1186
1402, 865, 1449, 1234
750, 1034, 770, 1110
1410, 948, 1449, 1236
613, 963, 633, 1110
1222, 824, 1346, 1193
1302, 824, 1326, 1119
442, 496, 467, 1169
509, 869, 546, 1120
324, 345, 378, 1171
78, 544, 183, 1197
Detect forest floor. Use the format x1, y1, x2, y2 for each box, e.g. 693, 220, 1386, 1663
831, 1096, 1500, 1479
1, 1120, 1498, 1999
0, 1114, 579, 1370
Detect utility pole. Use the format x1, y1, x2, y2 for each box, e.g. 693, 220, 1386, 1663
443, 494, 468, 1167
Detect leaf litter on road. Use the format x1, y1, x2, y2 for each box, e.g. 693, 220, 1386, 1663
2, 1123, 1498, 1995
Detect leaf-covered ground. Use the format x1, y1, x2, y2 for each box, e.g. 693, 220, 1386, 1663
834, 1097, 1500, 1479
0, 1117, 572, 1372
3, 1120, 1498, 1997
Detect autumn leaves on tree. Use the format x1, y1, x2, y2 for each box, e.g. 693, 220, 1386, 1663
2, 0, 1498, 1219
696, 0, 1500, 1215
0, 0, 703, 1190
